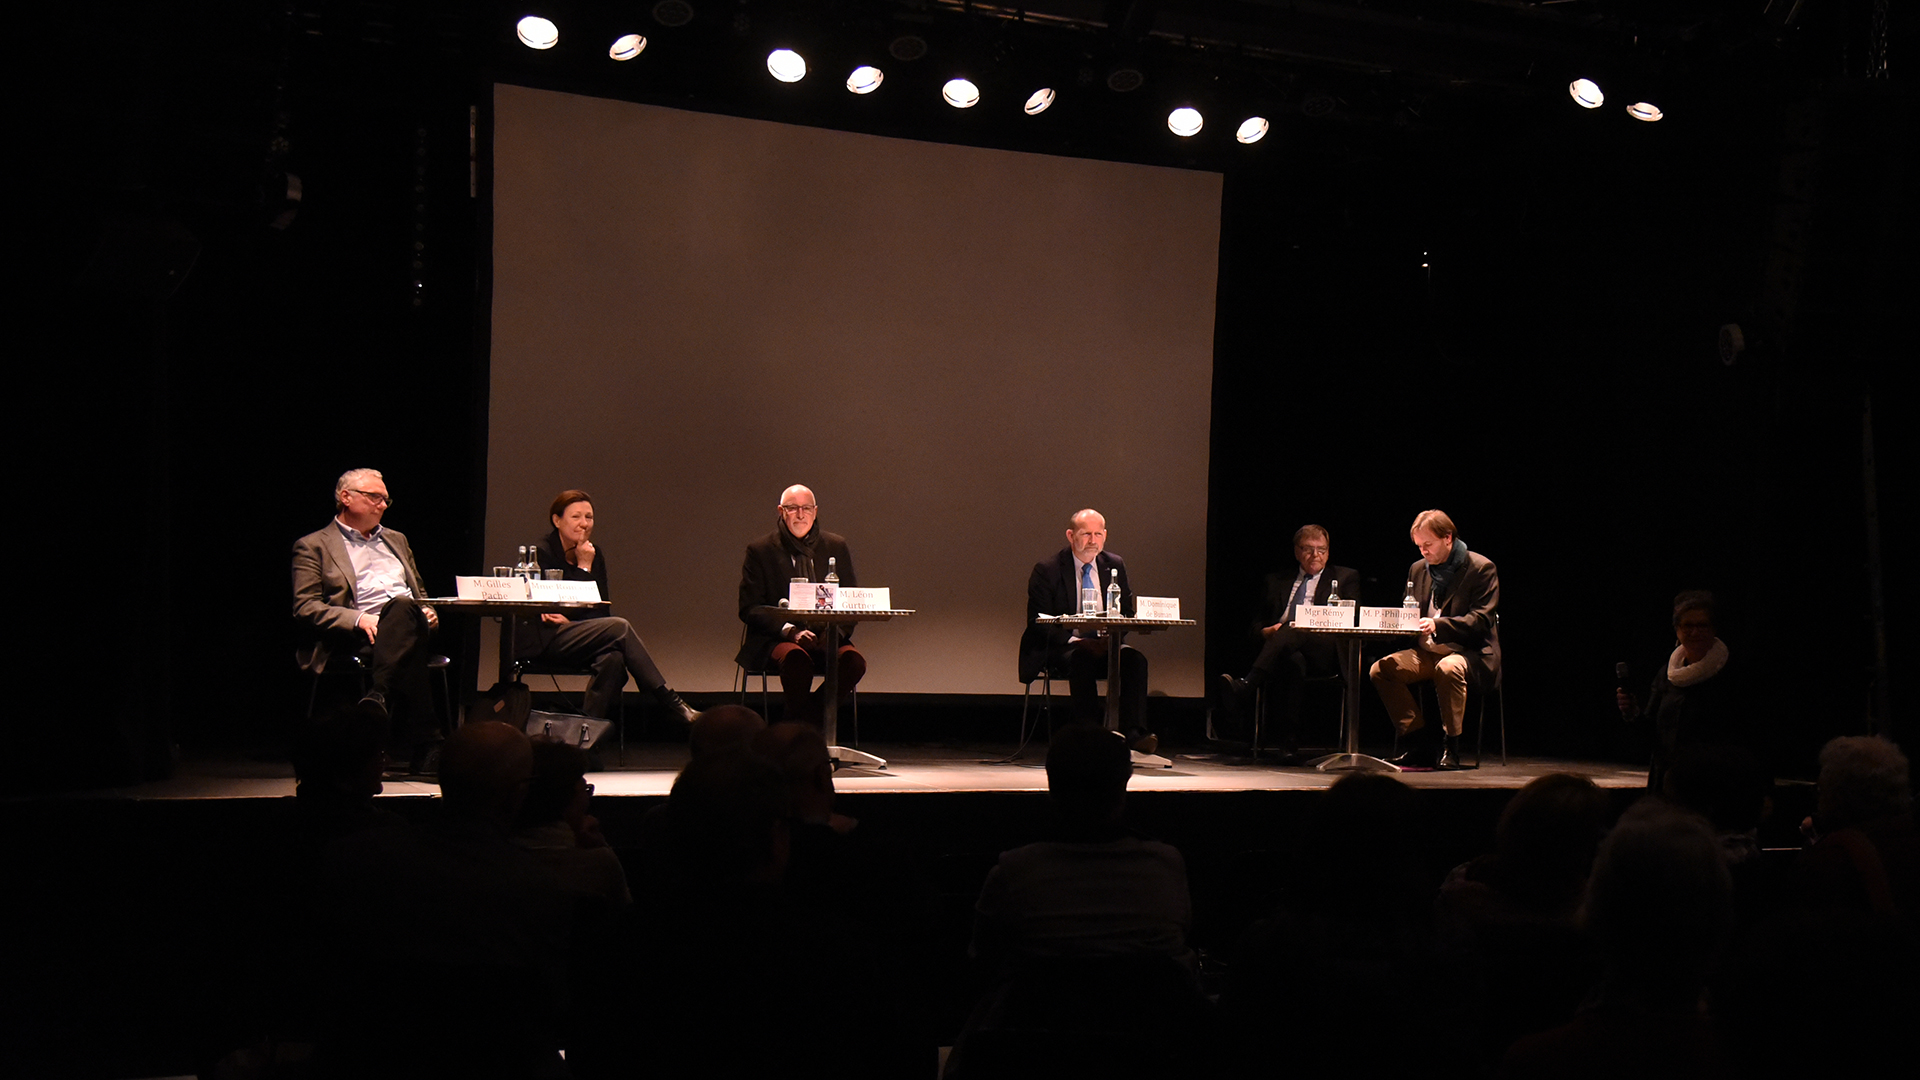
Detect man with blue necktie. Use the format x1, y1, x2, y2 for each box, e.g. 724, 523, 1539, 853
1020, 509, 1155, 753
1214, 524, 1360, 764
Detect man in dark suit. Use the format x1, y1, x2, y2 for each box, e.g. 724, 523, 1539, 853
1370, 509, 1500, 769
1215, 524, 1360, 763
735, 484, 865, 728
291, 468, 440, 765
1021, 509, 1155, 753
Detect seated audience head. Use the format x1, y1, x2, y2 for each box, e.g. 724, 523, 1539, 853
1581, 801, 1733, 1002
1816, 735, 1912, 830
1494, 771, 1611, 883
292, 706, 387, 802
1045, 724, 1132, 825
517, 738, 592, 831
667, 749, 788, 886
438, 721, 535, 831
689, 704, 767, 759
752, 721, 836, 825
1302, 773, 1424, 917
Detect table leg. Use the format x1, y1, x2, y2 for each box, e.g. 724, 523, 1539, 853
1308, 635, 1399, 772
497, 616, 516, 688
1104, 627, 1125, 732
820, 621, 885, 769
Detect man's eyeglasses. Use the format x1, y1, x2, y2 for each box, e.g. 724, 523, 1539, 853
779, 504, 817, 516
349, 489, 392, 507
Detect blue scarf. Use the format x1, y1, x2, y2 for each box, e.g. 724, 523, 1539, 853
1428, 538, 1471, 606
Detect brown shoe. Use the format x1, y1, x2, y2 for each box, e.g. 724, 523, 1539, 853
1131, 733, 1159, 755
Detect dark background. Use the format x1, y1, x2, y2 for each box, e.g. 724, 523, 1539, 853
23, 0, 1911, 790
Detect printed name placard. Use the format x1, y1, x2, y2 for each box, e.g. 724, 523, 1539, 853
529, 579, 604, 604
1360, 606, 1422, 631
456, 576, 531, 601
1134, 596, 1181, 620
1297, 603, 1357, 628
788, 582, 838, 610
833, 587, 891, 612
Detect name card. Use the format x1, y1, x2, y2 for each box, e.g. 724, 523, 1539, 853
1134, 596, 1181, 620
530, 579, 604, 604
1297, 603, 1356, 628
456, 575, 530, 601
834, 587, 891, 612
789, 582, 838, 610
1360, 606, 1422, 631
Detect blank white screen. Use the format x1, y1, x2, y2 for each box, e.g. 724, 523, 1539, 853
488, 83, 1218, 695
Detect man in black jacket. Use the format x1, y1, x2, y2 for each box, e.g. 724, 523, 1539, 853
1216, 524, 1360, 763
1021, 509, 1155, 753
1370, 509, 1500, 769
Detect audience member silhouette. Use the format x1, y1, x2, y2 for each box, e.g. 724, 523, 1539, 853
512, 738, 631, 913
316, 720, 574, 1079
1498, 801, 1734, 1079
950, 726, 1203, 1079
1434, 772, 1611, 1069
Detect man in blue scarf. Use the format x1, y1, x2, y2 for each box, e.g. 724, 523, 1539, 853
1369, 509, 1500, 769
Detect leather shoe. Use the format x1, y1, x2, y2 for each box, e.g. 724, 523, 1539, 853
1435, 734, 1462, 770
1215, 674, 1249, 721
1387, 739, 1434, 768
653, 687, 697, 725
357, 691, 389, 720
1131, 733, 1159, 755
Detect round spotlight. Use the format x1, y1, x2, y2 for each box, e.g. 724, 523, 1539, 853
767, 49, 807, 83
1167, 107, 1203, 137
943, 78, 980, 109
1024, 88, 1056, 115
1234, 116, 1269, 144
846, 66, 884, 94
609, 34, 647, 61
516, 16, 559, 50
1626, 101, 1664, 122
1568, 78, 1604, 109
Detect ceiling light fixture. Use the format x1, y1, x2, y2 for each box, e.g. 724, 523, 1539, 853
516, 16, 559, 50
1235, 116, 1269, 144
609, 34, 646, 61
1024, 89, 1056, 115
1168, 107, 1203, 137
943, 78, 980, 109
1569, 78, 1604, 109
767, 49, 807, 83
846, 66, 884, 94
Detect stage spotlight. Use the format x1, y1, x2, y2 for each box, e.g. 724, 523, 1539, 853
1024, 88, 1055, 115
847, 66, 884, 94
1235, 116, 1269, 144
943, 78, 980, 109
517, 16, 559, 50
768, 49, 807, 83
1626, 101, 1664, 122
1569, 78, 1604, 108
1167, 107, 1203, 137
610, 34, 647, 61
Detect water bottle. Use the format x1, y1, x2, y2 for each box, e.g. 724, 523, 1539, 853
824, 557, 839, 584
515, 545, 529, 578
1326, 580, 1340, 606
1402, 579, 1419, 612
1106, 568, 1122, 616
525, 544, 541, 579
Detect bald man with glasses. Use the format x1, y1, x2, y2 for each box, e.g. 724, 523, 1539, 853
735, 484, 866, 728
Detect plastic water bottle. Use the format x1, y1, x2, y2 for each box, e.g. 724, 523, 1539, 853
1106, 568, 1122, 616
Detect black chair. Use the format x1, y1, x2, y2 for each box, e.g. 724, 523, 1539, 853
1249, 669, 1344, 759
304, 651, 455, 738
733, 627, 858, 740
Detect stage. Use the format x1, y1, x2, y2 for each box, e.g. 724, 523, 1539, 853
88, 741, 1657, 800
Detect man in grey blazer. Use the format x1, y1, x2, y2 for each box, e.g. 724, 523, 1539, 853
292, 467, 440, 761
1215, 524, 1361, 763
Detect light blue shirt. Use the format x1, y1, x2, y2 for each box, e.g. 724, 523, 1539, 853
335, 519, 413, 617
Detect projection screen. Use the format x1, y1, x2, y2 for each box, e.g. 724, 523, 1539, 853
487, 83, 1219, 696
